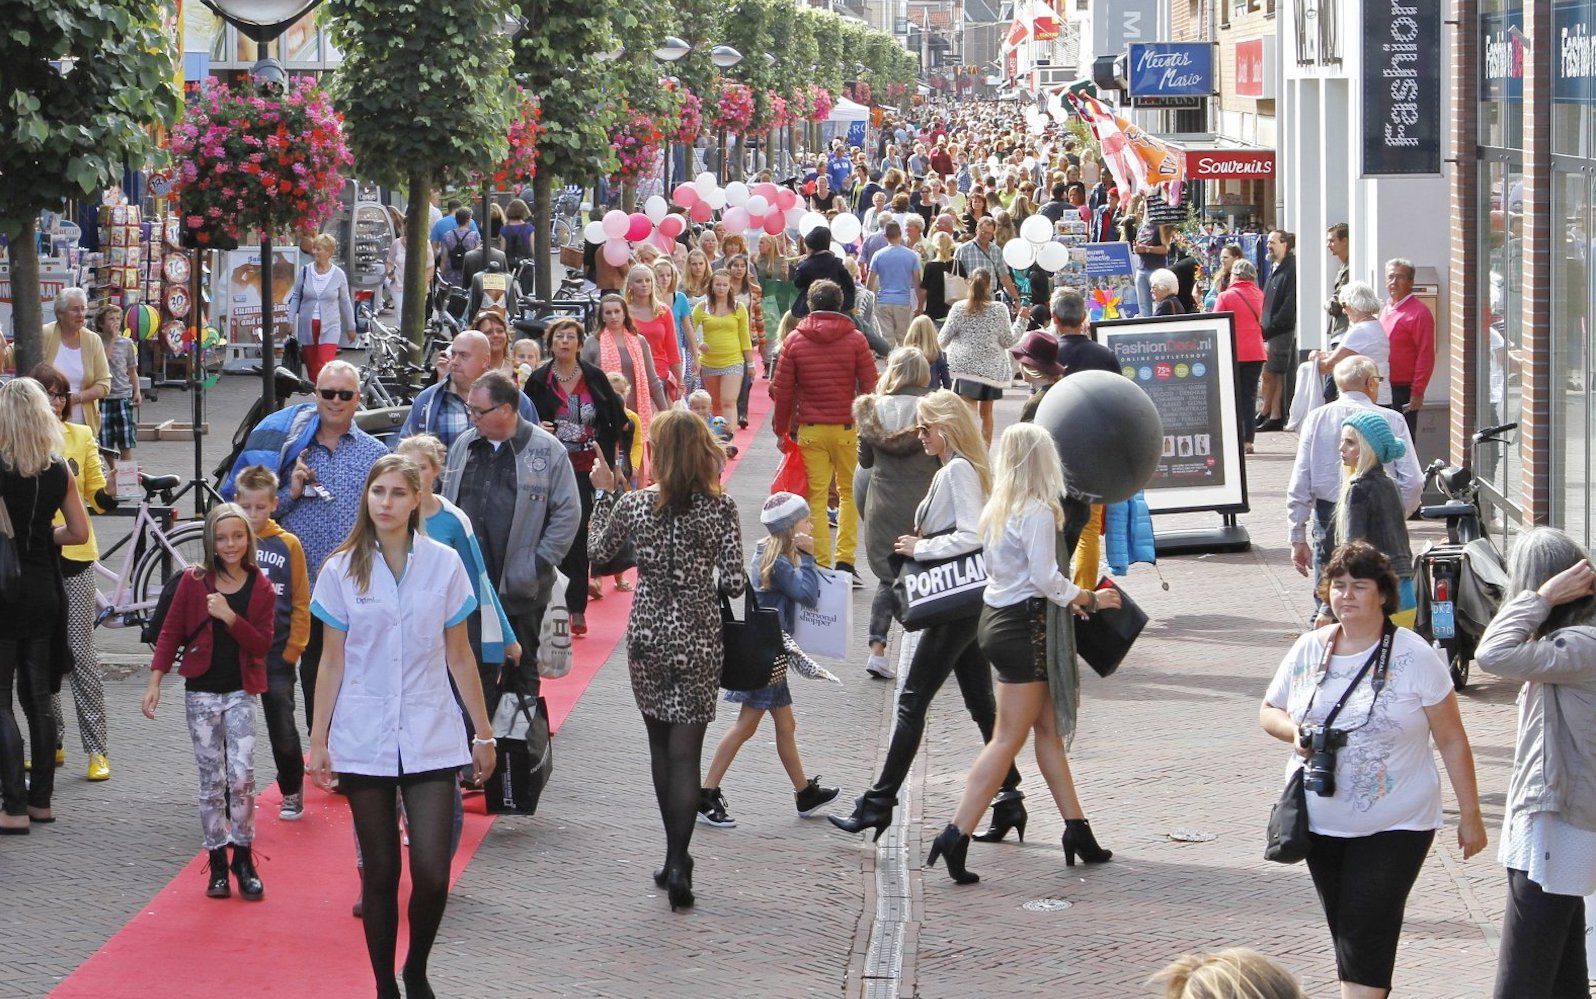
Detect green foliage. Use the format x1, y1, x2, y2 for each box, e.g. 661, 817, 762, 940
514, 0, 617, 182
324, 0, 516, 190
0, 0, 180, 238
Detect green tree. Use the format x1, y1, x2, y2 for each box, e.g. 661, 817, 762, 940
325, 0, 515, 354
0, 3, 179, 371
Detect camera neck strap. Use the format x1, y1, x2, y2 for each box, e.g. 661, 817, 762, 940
1309, 619, 1397, 731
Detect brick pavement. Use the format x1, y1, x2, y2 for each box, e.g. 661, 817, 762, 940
0, 368, 1560, 998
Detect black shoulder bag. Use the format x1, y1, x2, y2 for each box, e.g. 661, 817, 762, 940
1265, 622, 1395, 864
721, 579, 784, 691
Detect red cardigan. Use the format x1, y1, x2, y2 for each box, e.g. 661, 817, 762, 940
150, 567, 277, 695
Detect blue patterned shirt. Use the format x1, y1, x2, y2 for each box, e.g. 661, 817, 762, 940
275, 426, 389, 579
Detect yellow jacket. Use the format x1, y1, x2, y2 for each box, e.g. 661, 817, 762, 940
54, 421, 106, 562
42, 322, 112, 439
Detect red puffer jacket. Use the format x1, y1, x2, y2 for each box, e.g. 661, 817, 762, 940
770, 311, 878, 435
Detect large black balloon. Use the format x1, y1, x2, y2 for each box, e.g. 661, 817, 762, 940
1033, 369, 1163, 505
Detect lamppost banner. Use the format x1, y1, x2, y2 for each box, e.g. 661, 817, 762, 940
1361, 0, 1442, 175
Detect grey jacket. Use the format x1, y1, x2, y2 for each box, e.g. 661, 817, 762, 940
855, 388, 938, 580
442, 418, 580, 610
1476, 591, 1596, 832
285, 262, 357, 347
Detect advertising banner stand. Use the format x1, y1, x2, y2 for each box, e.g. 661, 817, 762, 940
1095, 312, 1251, 555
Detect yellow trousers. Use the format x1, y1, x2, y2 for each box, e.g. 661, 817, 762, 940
1072, 504, 1104, 590
796, 423, 859, 568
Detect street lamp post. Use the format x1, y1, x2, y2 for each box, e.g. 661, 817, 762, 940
201, 0, 323, 414
654, 37, 690, 194
711, 45, 743, 184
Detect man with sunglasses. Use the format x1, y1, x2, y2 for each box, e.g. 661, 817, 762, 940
400, 329, 536, 450
273, 360, 390, 733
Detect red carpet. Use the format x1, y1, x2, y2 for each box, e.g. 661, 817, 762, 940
53, 381, 774, 998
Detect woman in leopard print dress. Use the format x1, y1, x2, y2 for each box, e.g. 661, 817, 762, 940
589, 409, 744, 911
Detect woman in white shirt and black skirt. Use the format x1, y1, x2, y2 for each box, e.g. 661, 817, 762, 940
925, 422, 1120, 884
307, 454, 496, 999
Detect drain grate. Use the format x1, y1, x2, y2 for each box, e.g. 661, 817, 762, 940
1022, 897, 1074, 912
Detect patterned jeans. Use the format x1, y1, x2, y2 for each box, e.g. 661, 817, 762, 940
184, 690, 257, 850
52, 570, 108, 756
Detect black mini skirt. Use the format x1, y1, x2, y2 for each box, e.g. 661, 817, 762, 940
977, 598, 1049, 684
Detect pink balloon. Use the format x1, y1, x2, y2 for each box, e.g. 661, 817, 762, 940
753, 182, 780, 202
602, 239, 631, 267
722, 206, 750, 232
689, 200, 713, 223
658, 214, 686, 238
775, 188, 800, 211
763, 212, 786, 235
672, 183, 700, 208
601, 209, 629, 240
626, 213, 653, 242
651, 231, 676, 253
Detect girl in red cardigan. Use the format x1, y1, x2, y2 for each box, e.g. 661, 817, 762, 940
141, 503, 277, 900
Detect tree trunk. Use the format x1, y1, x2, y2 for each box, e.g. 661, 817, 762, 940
621, 180, 636, 215
403, 171, 432, 387
10, 217, 44, 375
532, 171, 553, 302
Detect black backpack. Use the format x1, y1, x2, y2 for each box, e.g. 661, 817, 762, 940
446, 227, 472, 274
140, 568, 209, 657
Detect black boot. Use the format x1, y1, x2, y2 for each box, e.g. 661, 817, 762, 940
666, 856, 695, 912
973, 789, 1028, 843
827, 794, 895, 841
1062, 818, 1113, 866
925, 824, 980, 884
402, 960, 436, 999
231, 844, 265, 900
205, 847, 231, 898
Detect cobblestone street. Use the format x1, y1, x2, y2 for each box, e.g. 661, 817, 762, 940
0, 371, 1536, 997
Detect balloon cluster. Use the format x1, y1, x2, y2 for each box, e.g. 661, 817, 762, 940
671, 173, 805, 237
1003, 214, 1071, 273
586, 198, 688, 267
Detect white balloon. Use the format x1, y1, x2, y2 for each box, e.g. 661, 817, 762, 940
695, 172, 718, 193
724, 181, 750, 207
745, 194, 769, 216
798, 212, 829, 236
643, 195, 669, 223
706, 187, 727, 210
601, 209, 629, 239
785, 206, 807, 229
1036, 240, 1069, 273
1020, 214, 1053, 245
1002, 238, 1035, 270
830, 212, 863, 244
584, 220, 608, 244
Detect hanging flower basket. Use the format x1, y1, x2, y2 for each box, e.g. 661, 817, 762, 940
611, 107, 664, 183
170, 77, 352, 246
672, 88, 704, 144
765, 91, 790, 130
712, 82, 755, 132
806, 84, 834, 124
852, 81, 873, 107
493, 90, 542, 189
788, 86, 814, 122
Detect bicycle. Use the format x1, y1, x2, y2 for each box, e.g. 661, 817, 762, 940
92, 472, 222, 632
550, 185, 584, 251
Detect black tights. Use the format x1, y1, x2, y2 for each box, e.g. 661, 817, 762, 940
345, 770, 456, 999
643, 715, 707, 876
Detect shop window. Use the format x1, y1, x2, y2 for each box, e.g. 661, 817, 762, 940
1551, 168, 1591, 546
1477, 158, 1526, 524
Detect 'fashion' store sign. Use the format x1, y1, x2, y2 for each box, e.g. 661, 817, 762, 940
1556, 0, 1596, 102
1481, 9, 1525, 101
1361, 0, 1442, 175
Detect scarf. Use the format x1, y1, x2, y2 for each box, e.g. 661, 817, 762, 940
599, 328, 653, 480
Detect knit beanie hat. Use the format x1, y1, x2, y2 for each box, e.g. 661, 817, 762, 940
761, 492, 810, 534
1342, 410, 1405, 465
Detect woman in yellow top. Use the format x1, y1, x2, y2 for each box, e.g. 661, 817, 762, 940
692, 270, 753, 421
30, 364, 114, 782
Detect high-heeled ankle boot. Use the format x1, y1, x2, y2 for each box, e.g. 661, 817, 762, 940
205, 847, 231, 898
402, 961, 436, 999
973, 789, 1028, 843
828, 793, 896, 841
231, 844, 265, 900
1062, 818, 1113, 866
666, 857, 695, 912
926, 823, 980, 884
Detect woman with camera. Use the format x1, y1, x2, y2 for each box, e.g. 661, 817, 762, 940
1259, 541, 1486, 999
1475, 527, 1596, 999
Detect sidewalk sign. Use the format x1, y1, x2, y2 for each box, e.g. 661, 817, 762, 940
1081, 242, 1141, 319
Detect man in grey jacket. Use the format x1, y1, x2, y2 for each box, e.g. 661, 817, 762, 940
444, 371, 579, 707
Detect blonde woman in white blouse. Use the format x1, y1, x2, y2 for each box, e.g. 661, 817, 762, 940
924, 422, 1119, 885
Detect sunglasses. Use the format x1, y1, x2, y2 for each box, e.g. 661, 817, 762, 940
49, 391, 71, 401
318, 388, 356, 402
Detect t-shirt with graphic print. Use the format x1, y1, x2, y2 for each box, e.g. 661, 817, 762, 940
1264, 626, 1454, 837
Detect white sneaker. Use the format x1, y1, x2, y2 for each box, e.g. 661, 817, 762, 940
866, 654, 896, 680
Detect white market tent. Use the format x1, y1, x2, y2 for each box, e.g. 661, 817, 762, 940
826, 97, 871, 123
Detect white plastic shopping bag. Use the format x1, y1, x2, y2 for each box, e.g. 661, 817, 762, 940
1285, 359, 1325, 431
792, 567, 852, 661
536, 571, 573, 679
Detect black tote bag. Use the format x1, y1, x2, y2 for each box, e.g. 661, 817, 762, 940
1073, 579, 1148, 678
485, 693, 554, 816
890, 546, 988, 632
720, 582, 783, 692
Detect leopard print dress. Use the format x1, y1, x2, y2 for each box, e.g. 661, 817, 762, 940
589, 488, 745, 724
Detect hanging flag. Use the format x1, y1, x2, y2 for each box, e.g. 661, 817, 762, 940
1003, 16, 1029, 53
1065, 91, 1184, 196
1029, 0, 1061, 41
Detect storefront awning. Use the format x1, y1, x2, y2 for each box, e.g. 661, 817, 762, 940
1163, 136, 1276, 181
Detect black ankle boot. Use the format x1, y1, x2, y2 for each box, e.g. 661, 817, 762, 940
827, 794, 895, 841
402, 961, 436, 999
926, 823, 980, 884
1062, 818, 1113, 866
666, 856, 695, 912
205, 847, 231, 898
231, 844, 265, 900
973, 789, 1028, 843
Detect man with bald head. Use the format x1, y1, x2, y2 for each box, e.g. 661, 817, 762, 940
401, 327, 536, 448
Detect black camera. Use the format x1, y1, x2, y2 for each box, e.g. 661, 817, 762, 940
1300, 726, 1347, 797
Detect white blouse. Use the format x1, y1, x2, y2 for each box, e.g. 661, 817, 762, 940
983, 501, 1081, 608
311, 535, 477, 777
912, 456, 984, 562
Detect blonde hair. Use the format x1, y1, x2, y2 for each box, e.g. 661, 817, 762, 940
395, 433, 447, 473
876, 346, 930, 394
1149, 949, 1305, 999
202, 502, 259, 577
904, 315, 940, 365
684, 249, 712, 297
758, 526, 802, 591
625, 264, 670, 316
311, 233, 337, 255
0, 378, 64, 477
979, 423, 1065, 549
234, 464, 280, 497
917, 389, 990, 493
931, 231, 955, 262
332, 454, 424, 594
1334, 423, 1382, 545
652, 257, 681, 297
650, 409, 723, 514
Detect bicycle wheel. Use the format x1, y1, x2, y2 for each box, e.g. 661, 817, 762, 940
552, 217, 574, 250
131, 521, 209, 618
